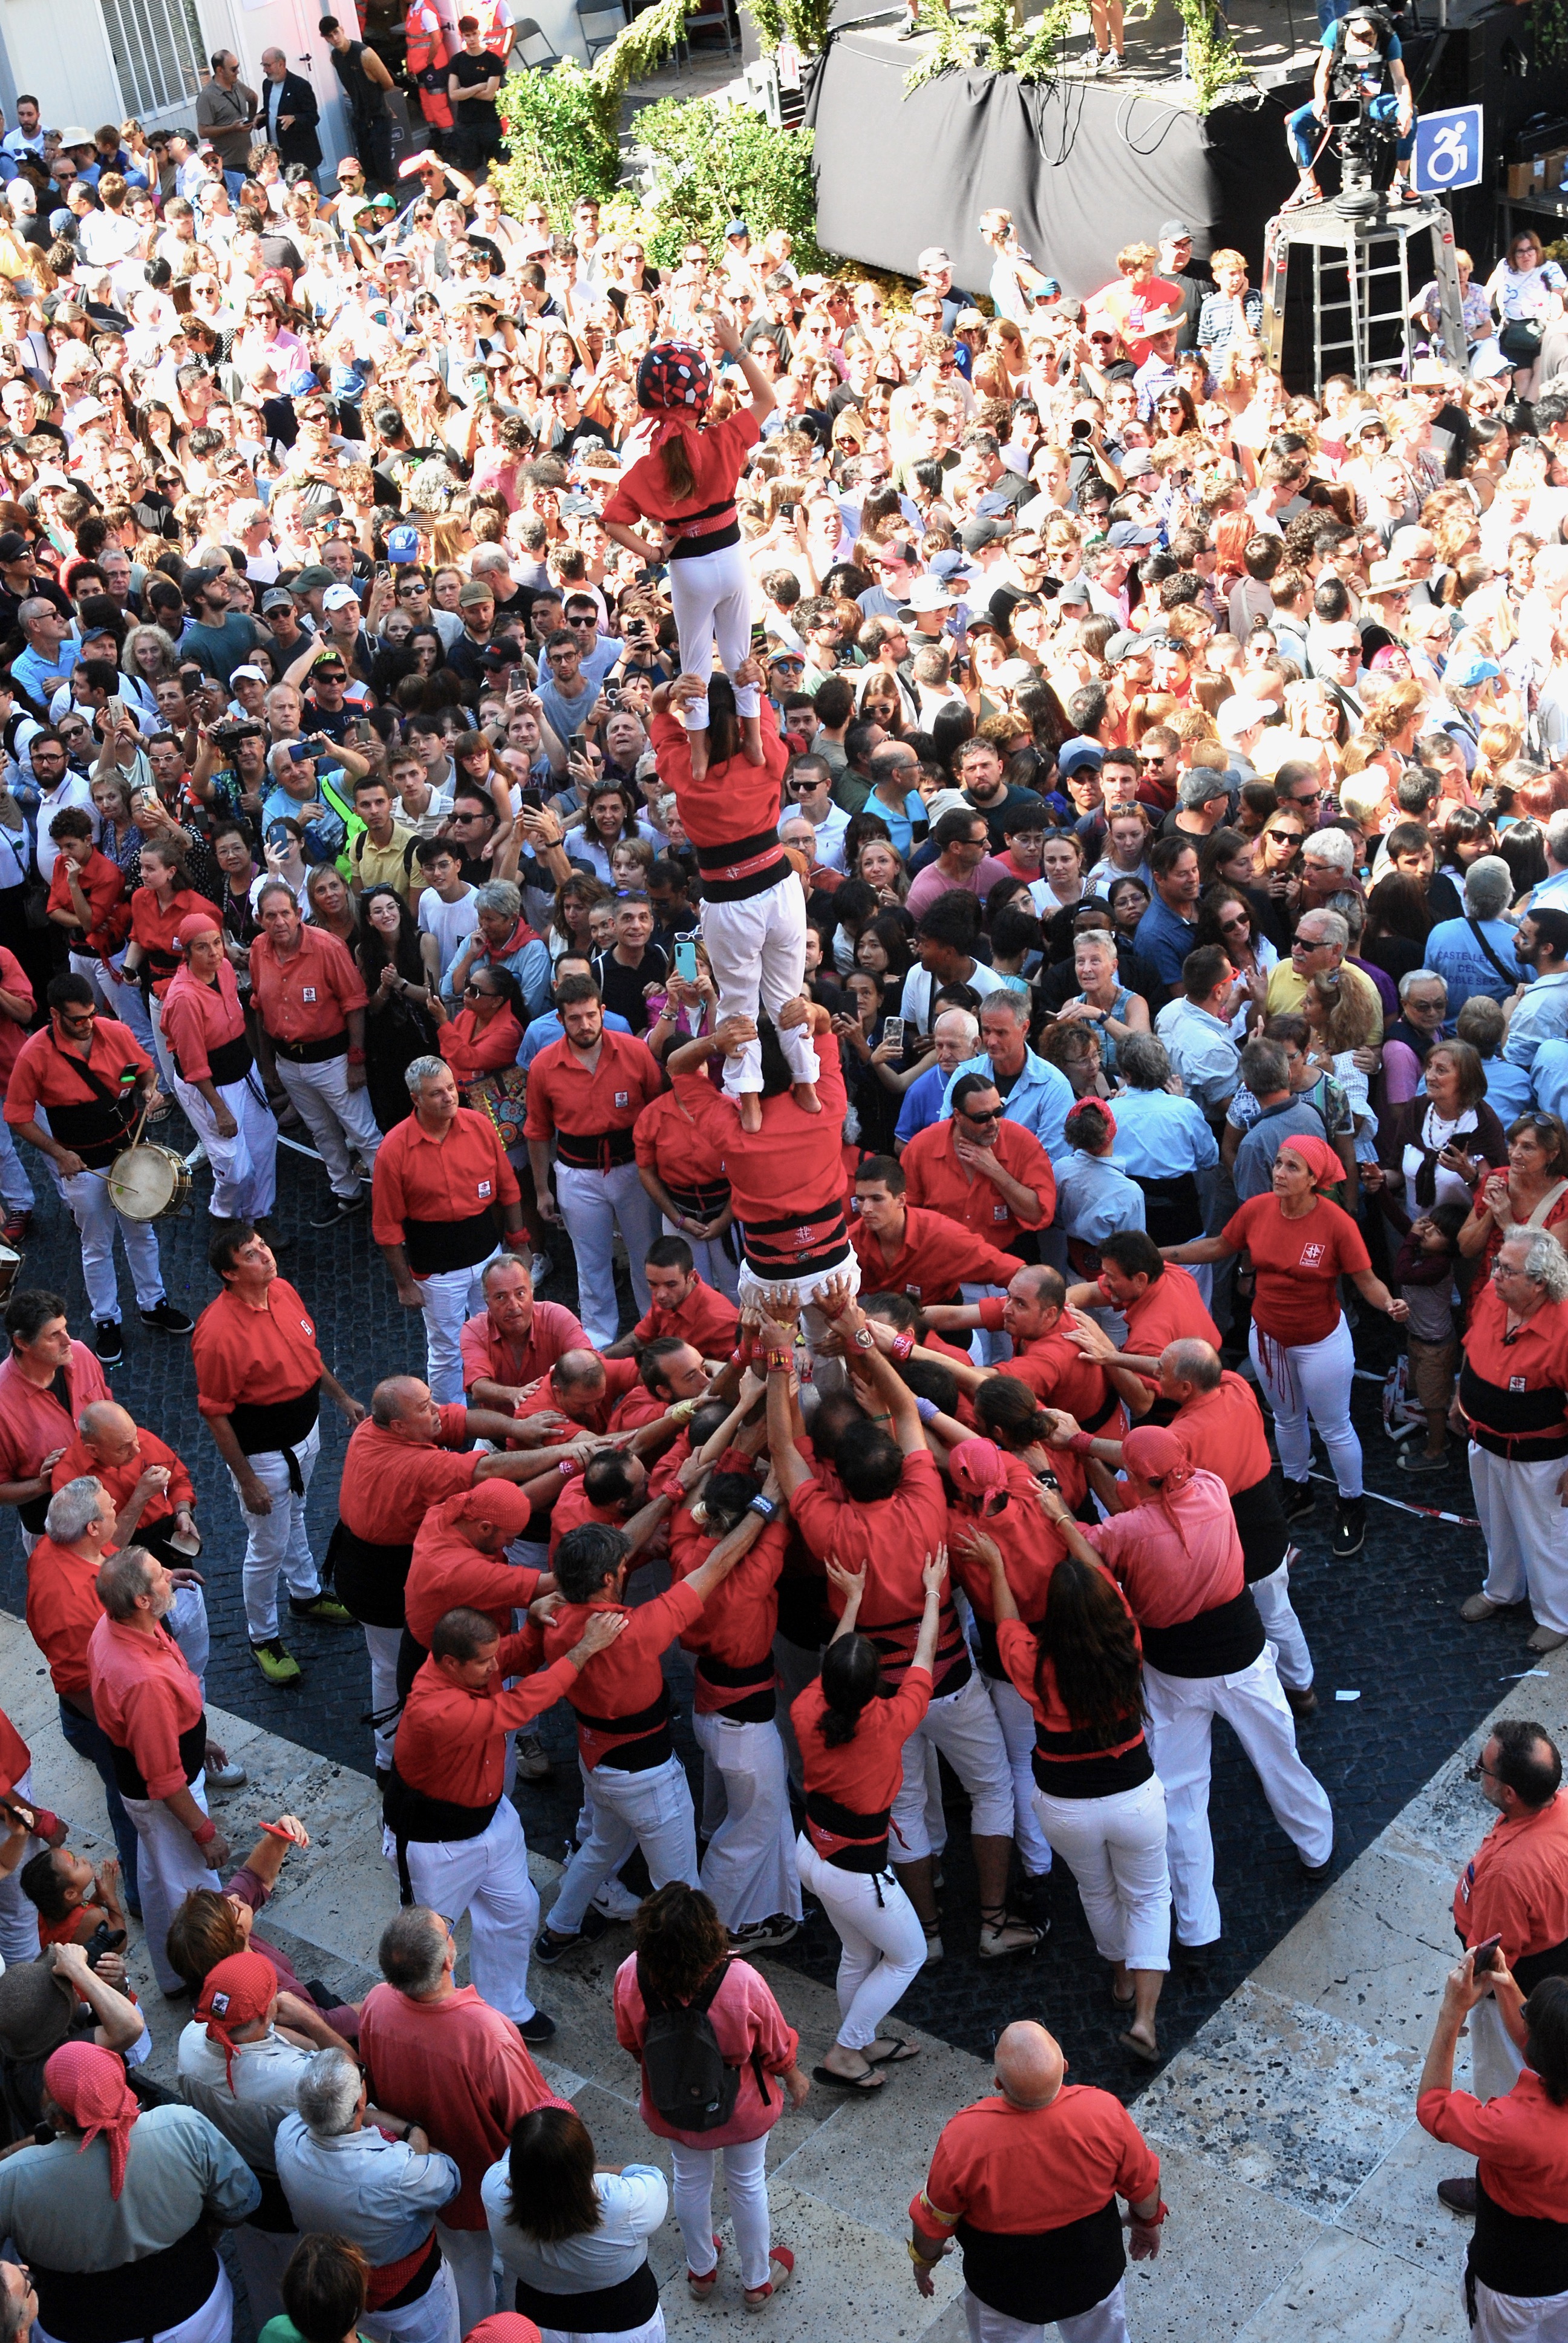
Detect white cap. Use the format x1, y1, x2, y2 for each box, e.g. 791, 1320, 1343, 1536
1217, 694, 1274, 743
322, 583, 361, 611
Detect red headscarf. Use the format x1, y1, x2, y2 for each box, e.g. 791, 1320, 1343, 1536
468, 2321, 541, 2343
44, 2039, 140, 2198
948, 1438, 1011, 1507
1276, 1134, 1341, 1190
197, 1948, 278, 2089
176, 912, 223, 949
1123, 1424, 1195, 1514
635, 340, 713, 452
1065, 1098, 1117, 1145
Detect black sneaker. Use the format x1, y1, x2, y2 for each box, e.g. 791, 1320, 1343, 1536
1331, 1495, 1365, 1559
518, 2008, 557, 2045
310, 1194, 366, 1228
254, 1217, 293, 1253
728, 1915, 800, 1953
93, 1320, 123, 1364
139, 1300, 194, 1335
532, 1925, 581, 1967
1282, 1479, 1315, 1524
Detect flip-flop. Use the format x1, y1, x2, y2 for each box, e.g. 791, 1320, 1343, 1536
1118, 2029, 1164, 2065
812, 2062, 886, 2091
863, 2037, 921, 2065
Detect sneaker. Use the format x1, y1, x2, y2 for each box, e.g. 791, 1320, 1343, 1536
728, 1915, 800, 1953
517, 2008, 557, 2045
1299, 1842, 1334, 1881
1397, 1447, 1447, 1473
515, 1734, 552, 1782
1460, 1591, 1503, 1622
1, 1211, 30, 1244
289, 1592, 353, 1625
93, 1320, 123, 1364
181, 1140, 208, 1172
1437, 2175, 1477, 2215
139, 1300, 194, 1335
744, 2247, 794, 2312
590, 1877, 643, 1921
529, 1251, 553, 1285
310, 1193, 366, 1228
1103, 46, 1123, 67
532, 1923, 582, 1966
1331, 1495, 1365, 1559
1091, 44, 1109, 65
206, 1757, 249, 1789
251, 1638, 301, 1685
1282, 1478, 1315, 1523
978, 1913, 1045, 1959
254, 1217, 293, 1254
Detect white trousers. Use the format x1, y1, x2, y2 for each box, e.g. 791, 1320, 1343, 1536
739, 1253, 861, 1389
1143, 1650, 1334, 1948
384, 1794, 539, 2022
360, 2257, 460, 2343
434, 2224, 497, 2338
1249, 1313, 1362, 1498
667, 542, 759, 732
1030, 1774, 1171, 1972
38, 2263, 235, 2343
891, 1666, 1014, 1858
364, 1622, 404, 1769
416, 1251, 500, 1407
555, 1163, 658, 1351
964, 2278, 1129, 2343
662, 1213, 740, 1303
795, 1832, 926, 2051
701, 879, 815, 1096
1471, 2278, 1568, 2343
1472, 1991, 1526, 2102
0, 1114, 32, 1214
549, 1752, 697, 1936
121, 1771, 218, 1993
227, 1418, 322, 1642
693, 1710, 802, 1929
672, 2131, 771, 2291
982, 1671, 1053, 1878
145, 991, 178, 1095
172, 1067, 277, 1222
537, 2313, 663, 2343
51, 1158, 166, 1323
1250, 1552, 1314, 1692
278, 1051, 382, 1201
168, 1581, 211, 1697
1471, 1443, 1568, 1636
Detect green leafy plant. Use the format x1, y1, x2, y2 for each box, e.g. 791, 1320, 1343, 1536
902, 0, 1245, 111
632, 96, 829, 269
1537, 0, 1568, 70
491, 0, 704, 214
739, 0, 832, 54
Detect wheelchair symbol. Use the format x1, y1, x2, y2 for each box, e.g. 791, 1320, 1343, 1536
1426, 122, 1470, 185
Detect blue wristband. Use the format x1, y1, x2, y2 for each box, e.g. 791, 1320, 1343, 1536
915, 1395, 939, 1423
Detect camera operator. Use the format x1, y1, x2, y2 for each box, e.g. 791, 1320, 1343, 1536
1284, 6, 1416, 212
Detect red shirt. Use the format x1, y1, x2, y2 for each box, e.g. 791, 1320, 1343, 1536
358, 1982, 560, 2228
1114, 1265, 1223, 1386
86, 1613, 205, 1799
547, 1476, 624, 1562
5, 1020, 149, 1130
998, 1607, 1146, 1767
1461, 1280, 1568, 1448
976, 1300, 1123, 1435
850, 1205, 1018, 1310
791, 1449, 964, 1688
338, 1406, 478, 1546
1220, 1194, 1369, 1348
0, 948, 34, 1085
394, 1630, 579, 1806
0, 1708, 29, 1801
1454, 1792, 1568, 1962
633, 1087, 728, 1203
604, 406, 760, 534
949, 1458, 1068, 1626
459, 1300, 587, 1405
1169, 1371, 1273, 1495
901, 1118, 1056, 1252
51, 1424, 194, 1528
1419, 2072, 1568, 2222
542, 1582, 704, 1769
914, 2088, 1159, 2242
129, 887, 210, 998
248, 925, 367, 1047
512, 1355, 639, 1436
671, 1037, 849, 1274
1085, 1470, 1244, 1629
670, 1489, 786, 1712
440, 1006, 523, 1081
632, 1275, 738, 1358
792, 1670, 930, 1860
161, 958, 246, 1085
0, 1342, 111, 1486
371, 1109, 520, 1247
191, 1277, 324, 1418
648, 700, 791, 865
27, 1535, 109, 1697
404, 1489, 544, 1645
523, 1029, 661, 1161
48, 850, 127, 954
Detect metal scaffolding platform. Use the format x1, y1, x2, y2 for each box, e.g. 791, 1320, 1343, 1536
1259, 197, 1468, 390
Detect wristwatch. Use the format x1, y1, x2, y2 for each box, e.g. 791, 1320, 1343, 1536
852, 1325, 875, 1351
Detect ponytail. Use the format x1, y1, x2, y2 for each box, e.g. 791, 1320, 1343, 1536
1040, 1558, 1145, 1749
818, 1633, 879, 1748
974, 1373, 1053, 1452
661, 431, 697, 503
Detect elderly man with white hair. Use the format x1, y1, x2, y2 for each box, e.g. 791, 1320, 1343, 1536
1460, 1230, 1568, 1654
1424, 857, 1521, 1005
275, 2046, 463, 2343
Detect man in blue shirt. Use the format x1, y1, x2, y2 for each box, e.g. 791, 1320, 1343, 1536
1132, 834, 1203, 993
11, 598, 79, 708
894, 1006, 980, 1149
518, 955, 632, 1069
1504, 909, 1568, 1081
939, 992, 1074, 1172
1425, 857, 1520, 1006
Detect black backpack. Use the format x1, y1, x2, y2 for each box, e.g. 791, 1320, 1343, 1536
638, 1956, 764, 2133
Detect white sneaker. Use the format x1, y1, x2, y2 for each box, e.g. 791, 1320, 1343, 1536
1103, 47, 1123, 68
530, 1252, 553, 1285
592, 1878, 643, 1921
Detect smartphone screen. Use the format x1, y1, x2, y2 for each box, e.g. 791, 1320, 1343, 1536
675, 932, 699, 984
883, 1015, 905, 1048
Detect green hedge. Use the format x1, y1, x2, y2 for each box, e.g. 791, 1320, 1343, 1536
633, 99, 825, 271
491, 60, 623, 215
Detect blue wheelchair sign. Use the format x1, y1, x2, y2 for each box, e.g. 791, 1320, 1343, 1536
1413, 105, 1483, 195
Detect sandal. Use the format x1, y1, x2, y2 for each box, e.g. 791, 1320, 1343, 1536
744, 2247, 794, 2310
811, 2060, 885, 2091
688, 2237, 723, 2300
1118, 2028, 1164, 2065
863, 2037, 921, 2065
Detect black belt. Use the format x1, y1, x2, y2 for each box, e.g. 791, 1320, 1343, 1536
271, 1027, 348, 1064
555, 1127, 637, 1171
1140, 1588, 1266, 1678
31, 2226, 218, 2343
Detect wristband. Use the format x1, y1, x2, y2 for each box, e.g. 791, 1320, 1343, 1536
913, 1395, 939, 1423
1129, 2200, 1169, 2229
765, 1348, 792, 1374
502, 1230, 530, 1250
1068, 1430, 1096, 1457
746, 1493, 777, 1521
192, 1817, 217, 1847
890, 1332, 914, 1361
346, 1047, 366, 1064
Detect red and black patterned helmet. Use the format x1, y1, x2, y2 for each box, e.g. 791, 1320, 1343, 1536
635, 339, 713, 416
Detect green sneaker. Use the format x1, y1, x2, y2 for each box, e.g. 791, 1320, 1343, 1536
252, 1639, 302, 1685
289, 1593, 353, 1625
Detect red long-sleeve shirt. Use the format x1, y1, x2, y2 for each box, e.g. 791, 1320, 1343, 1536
358, 1984, 560, 2229
671, 1037, 849, 1279
1168, 1372, 1273, 1494
338, 1407, 479, 1547
86, 1613, 205, 1800
542, 1581, 704, 1769
0, 947, 33, 1085
48, 849, 128, 955
648, 697, 791, 884
403, 1490, 544, 1645
851, 1204, 1018, 1308
192, 1278, 324, 1420
1419, 2072, 1568, 2221
161, 958, 247, 1084
27, 1535, 109, 1698
792, 1668, 931, 1863
459, 1299, 588, 1403
371, 1109, 520, 1250
630, 1274, 739, 1357
790, 1449, 964, 1689
670, 1481, 786, 1714
901, 1118, 1056, 1252
51, 1424, 194, 1528
248, 925, 367, 1047
393, 1633, 579, 1805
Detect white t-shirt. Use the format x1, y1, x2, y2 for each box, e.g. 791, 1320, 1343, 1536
419, 882, 480, 977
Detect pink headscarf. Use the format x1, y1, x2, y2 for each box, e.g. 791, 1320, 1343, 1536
44, 2039, 140, 2199
1122, 1425, 1196, 1522
1276, 1134, 1341, 1190
948, 1438, 1010, 1501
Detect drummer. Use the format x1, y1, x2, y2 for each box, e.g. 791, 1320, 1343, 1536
161, 915, 279, 1236
4, 975, 194, 1368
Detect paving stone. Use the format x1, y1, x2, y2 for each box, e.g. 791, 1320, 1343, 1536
1120, 2141, 1321, 2342
1230, 2223, 1468, 2342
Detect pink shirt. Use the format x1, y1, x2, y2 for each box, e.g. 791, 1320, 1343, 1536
1082, 1469, 1244, 1630
0, 1344, 111, 1487
613, 1952, 797, 2147
905, 854, 1012, 922
85, 1613, 204, 1800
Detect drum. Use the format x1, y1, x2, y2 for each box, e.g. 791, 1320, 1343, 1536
106, 1144, 192, 1222
0, 1244, 21, 1308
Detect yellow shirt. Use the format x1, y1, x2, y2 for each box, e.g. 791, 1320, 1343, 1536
1264, 956, 1384, 1042
351, 822, 417, 899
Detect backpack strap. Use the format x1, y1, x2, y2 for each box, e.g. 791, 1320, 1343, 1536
688, 1956, 731, 2014
1465, 916, 1516, 988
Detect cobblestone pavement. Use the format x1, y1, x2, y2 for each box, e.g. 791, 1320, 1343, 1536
0, 1124, 1529, 2098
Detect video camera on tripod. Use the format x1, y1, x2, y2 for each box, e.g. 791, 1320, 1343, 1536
1327, 78, 1399, 212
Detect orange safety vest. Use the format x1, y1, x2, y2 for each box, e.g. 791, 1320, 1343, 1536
405, 0, 454, 125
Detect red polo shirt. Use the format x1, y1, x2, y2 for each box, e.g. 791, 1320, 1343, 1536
0, 1343, 111, 1487
459, 1300, 589, 1404
901, 1118, 1056, 1251
542, 1581, 705, 1769
394, 1631, 578, 1806
1114, 1264, 1223, 1389
191, 1277, 324, 1419
670, 1495, 786, 1715
633, 1087, 728, 1201
51, 1425, 194, 1527
632, 1275, 739, 1358
671, 1037, 850, 1276
851, 1204, 1018, 1309
0, 949, 34, 1085
975, 1300, 1123, 1435
914, 2088, 1159, 2244
5, 1020, 149, 1130
249, 925, 367, 1047
162, 959, 247, 1084
339, 1406, 479, 1546
1453, 1792, 1568, 1962
371, 1109, 520, 1248
512, 1355, 639, 1435
128, 888, 213, 997
357, 1982, 559, 2230
523, 1028, 661, 1162
48, 850, 128, 954
86, 1613, 205, 1800
1169, 1371, 1273, 1494
26, 1535, 108, 1698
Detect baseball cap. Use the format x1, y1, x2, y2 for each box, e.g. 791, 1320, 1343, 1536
386, 525, 420, 565
0, 532, 30, 565
959, 517, 1005, 554
261, 588, 296, 614
1104, 630, 1151, 664
1217, 694, 1274, 742
230, 664, 269, 685
1057, 736, 1105, 776
1106, 521, 1160, 550
1158, 218, 1194, 241
916, 246, 953, 270
459, 580, 495, 608
724, 217, 749, 239
1178, 770, 1230, 808
542, 373, 573, 393
290, 564, 335, 595
1446, 646, 1501, 689
322, 583, 361, 611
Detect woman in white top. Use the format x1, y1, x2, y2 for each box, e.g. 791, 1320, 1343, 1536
1487, 228, 1568, 399
483, 2104, 668, 2343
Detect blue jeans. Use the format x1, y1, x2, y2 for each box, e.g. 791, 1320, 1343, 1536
57, 1698, 142, 1912
1287, 93, 1415, 168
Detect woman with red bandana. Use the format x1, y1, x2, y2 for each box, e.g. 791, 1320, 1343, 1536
1163, 1132, 1408, 1561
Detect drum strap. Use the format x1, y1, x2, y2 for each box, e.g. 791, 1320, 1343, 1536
47, 1043, 139, 1165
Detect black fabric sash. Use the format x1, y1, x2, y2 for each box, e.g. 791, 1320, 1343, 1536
958, 2199, 1125, 2324
572, 1683, 673, 1771
696, 1650, 777, 1722
1140, 1589, 1266, 1679
271, 1029, 348, 1064
1132, 1170, 1202, 1247
664, 1176, 731, 1217
31, 2226, 217, 2343
1469, 2170, 1568, 2300
1514, 1930, 1568, 1995
328, 1519, 415, 1629
696, 827, 792, 903
805, 1786, 892, 1871
403, 1208, 497, 1277
38, 1045, 140, 1167
382, 1761, 498, 1845
1461, 1357, 1568, 1461
229, 1385, 319, 1458
1030, 1739, 1154, 1798
1231, 1472, 1290, 1585
514, 2262, 659, 2334
555, 1127, 638, 1172
109, 1713, 206, 1801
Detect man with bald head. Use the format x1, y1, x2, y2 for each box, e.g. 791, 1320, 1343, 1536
910, 2017, 1163, 2338
335, 1372, 605, 1780
53, 1403, 198, 1569
258, 44, 322, 174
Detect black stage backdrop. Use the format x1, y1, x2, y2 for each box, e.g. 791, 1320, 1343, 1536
803, 31, 1309, 287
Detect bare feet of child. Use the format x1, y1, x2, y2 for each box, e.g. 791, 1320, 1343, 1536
687, 731, 710, 782
792, 1083, 822, 1113
739, 1094, 763, 1133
